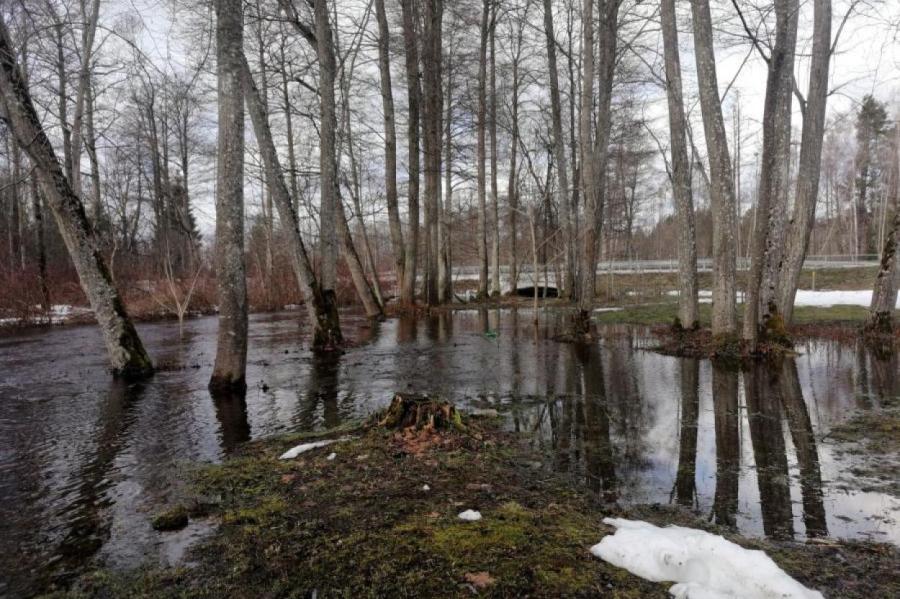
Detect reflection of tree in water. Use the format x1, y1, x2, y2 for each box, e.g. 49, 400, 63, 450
674, 358, 700, 508
605, 335, 646, 473
779, 359, 827, 538
575, 344, 619, 503
48, 379, 145, 589
712, 367, 740, 527
211, 389, 251, 452
868, 350, 899, 407
745, 365, 795, 540
396, 314, 418, 344
294, 353, 342, 430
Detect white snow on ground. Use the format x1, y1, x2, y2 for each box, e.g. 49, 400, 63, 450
591, 518, 823, 599
0, 304, 90, 327
279, 439, 343, 460
457, 510, 482, 522
666, 289, 899, 309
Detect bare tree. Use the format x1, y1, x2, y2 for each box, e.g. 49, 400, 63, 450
776, 0, 833, 324
661, 0, 699, 328
400, 0, 421, 306
0, 15, 153, 377
690, 0, 737, 337
543, 0, 574, 298
476, 0, 491, 298
866, 123, 899, 333
422, 0, 443, 305
374, 0, 405, 292
240, 54, 343, 348
743, 0, 799, 345
210, 0, 248, 392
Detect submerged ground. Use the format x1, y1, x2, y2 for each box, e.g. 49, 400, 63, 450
0, 305, 898, 596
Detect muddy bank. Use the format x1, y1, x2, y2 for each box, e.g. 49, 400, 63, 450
49, 416, 899, 598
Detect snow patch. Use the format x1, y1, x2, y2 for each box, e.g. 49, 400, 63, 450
326, 452, 337, 461
279, 438, 344, 460
591, 518, 823, 599
422, 484, 431, 491
458, 510, 482, 522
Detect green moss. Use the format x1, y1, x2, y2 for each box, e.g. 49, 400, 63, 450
151, 506, 189, 531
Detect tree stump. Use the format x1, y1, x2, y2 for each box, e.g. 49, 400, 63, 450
378, 394, 465, 432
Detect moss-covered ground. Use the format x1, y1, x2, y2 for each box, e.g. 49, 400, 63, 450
47, 415, 899, 599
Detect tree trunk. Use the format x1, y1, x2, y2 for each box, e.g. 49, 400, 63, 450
577, 0, 620, 325
489, 9, 501, 297
743, 0, 798, 345
690, 0, 737, 337
315, 0, 339, 304
438, 39, 454, 303
576, 0, 596, 322
240, 54, 343, 349
0, 16, 152, 377
776, 0, 832, 324
661, 0, 699, 329
543, 0, 574, 299
476, 0, 490, 298
867, 128, 899, 333
421, 0, 443, 305
315, 0, 382, 320
210, 0, 248, 392
400, 0, 421, 306
374, 0, 405, 293
70, 0, 101, 200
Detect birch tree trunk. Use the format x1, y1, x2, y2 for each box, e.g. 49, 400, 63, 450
743, 0, 798, 345
210, 0, 248, 392
476, 0, 490, 298
776, 0, 832, 324
374, 0, 405, 294
543, 0, 574, 299
400, 0, 421, 306
661, 0, 699, 329
690, 0, 737, 337
240, 54, 343, 348
0, 15, 152, 378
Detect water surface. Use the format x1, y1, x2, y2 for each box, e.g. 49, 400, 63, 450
0, 309, 897, 596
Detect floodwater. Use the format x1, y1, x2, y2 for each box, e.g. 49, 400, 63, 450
0, 308, 898, 596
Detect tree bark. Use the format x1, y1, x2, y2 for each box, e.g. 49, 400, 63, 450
476, 0, 490, 298
577, 0, 620, 323
374, 0, 406, 293
70, 0, 101, 199
776, 0, 833, 324
421, 0, 443, 305
661, 0, 699, 328
0, 15, 152, 378
210, 0, 248, 392
543, 0, 574, 299
743, 0, 799, 345
240, 54, 343, 348
867, 127, 899, 333
690, 0, 737, 337
438, 37, 454, 303
489, 8, 501, 297
315, 0, 339, 302
399, 0, 421, 306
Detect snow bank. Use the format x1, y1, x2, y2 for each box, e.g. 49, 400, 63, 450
279, 439, 342, 460
458, 510, 482, 522
591, 518, 823, 599
668, 289, 899, 309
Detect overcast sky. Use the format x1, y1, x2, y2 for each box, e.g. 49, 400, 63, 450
106, 0, 900, 234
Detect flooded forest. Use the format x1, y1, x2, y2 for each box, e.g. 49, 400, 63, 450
0, 0, 899, 597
